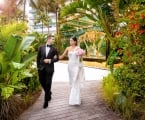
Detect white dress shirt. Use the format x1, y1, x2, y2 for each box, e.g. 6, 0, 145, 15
46, 45, 50, 57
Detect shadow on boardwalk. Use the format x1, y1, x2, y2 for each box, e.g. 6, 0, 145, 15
19, 80, 122, 120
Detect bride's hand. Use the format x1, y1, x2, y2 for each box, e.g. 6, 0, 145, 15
59, 55, 63, 60
53, 55, 57, 59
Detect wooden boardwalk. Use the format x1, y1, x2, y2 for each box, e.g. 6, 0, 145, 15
19, 80, 122, 120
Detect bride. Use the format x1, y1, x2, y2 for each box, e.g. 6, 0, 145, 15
59, 36, 85, 105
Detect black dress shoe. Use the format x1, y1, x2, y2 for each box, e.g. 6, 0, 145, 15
43, 101, 48, 108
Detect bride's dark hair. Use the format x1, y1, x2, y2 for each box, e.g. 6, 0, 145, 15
71, 36, 77, 45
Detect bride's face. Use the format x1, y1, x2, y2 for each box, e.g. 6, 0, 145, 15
70, 38, 76, 46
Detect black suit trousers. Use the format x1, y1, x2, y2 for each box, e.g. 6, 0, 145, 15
38, 69, 53, 102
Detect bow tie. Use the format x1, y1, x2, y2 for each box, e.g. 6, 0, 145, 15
47, 44, 52, 47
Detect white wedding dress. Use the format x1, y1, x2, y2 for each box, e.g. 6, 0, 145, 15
68, 48, 85, 105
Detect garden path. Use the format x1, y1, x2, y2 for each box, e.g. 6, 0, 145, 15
19, 62, 122, 120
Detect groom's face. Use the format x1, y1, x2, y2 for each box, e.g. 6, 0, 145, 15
47, 36, 55, 45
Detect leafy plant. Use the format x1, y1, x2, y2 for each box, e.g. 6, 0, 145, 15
0, 21, 41, 120
0, 35, 36, 99
0, 21, 27, 47
102, 74, 120, 110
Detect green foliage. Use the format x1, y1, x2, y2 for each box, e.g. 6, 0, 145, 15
60, 24, 78, 38
0, 15, 42, 120
60, 1, 87, 17
0, 34, 36, 99
0, 21, 37, 99
29, 32, 47, 50
107, 50, 118, 71
0, 21, 27, 45
99, 40, 106, 55
100, 0, 145, 119
20, 62, 40, 94
114, 64, 145, 99
113, 65, 145, 119
103, 71, 145, 120
109, 2, 145, 119
102, 74, 120, 109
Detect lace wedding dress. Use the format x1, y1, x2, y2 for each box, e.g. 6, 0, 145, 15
68, 48, 85, 105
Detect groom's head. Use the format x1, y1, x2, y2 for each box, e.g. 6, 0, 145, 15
47, 35, 55, 45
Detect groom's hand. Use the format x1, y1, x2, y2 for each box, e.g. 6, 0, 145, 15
44, 59, 51, 64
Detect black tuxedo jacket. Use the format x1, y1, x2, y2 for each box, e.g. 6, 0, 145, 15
37, 45, 59, 73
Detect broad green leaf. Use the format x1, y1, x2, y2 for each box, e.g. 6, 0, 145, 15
11, 71, 19, 84
22, 52, 37, 64
9, 84, 26, 89
21, 36, 35, 50
11, 62, 25, 69
0, 51, 9, 74
0, 62, 2, 74
12, 51, 21, 62
1, 87, 14, 99
4, 35, 22, 60
22, 71, 33, 77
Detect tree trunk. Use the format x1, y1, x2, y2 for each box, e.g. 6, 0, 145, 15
42, 21, 44, 34
56, 8, 60, 52
106, 39, 110, 60
23, 0, 26, 21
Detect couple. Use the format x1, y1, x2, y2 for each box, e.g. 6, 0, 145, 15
37, 35, 85, 109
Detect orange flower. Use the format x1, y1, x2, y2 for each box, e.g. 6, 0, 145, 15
130, 23, 140, 30
128, 15, 134, 20
140, 14, 145, 19
133, 39, 139, 44
127, 51, 131, 57
127, 11, 135, 19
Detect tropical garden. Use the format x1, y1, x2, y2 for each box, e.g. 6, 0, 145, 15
0, 0, 145, 120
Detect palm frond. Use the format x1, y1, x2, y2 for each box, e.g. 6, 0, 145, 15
96, 6, 116, 46
60, 1, 87, 17
30, 0, 38, 9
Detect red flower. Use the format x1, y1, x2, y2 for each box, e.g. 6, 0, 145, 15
115, 31, 120, 36
115, 31, 124, 37
138, 29, 145, 34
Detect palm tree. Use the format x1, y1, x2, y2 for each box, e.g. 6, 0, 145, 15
17, 0, 36, 21
30, 0, 67, 50
34, 11, 51, 33
60, 0, 132, 59
30, 0, 55, 33
60, 0, 112, 59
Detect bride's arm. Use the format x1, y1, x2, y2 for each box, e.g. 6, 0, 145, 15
59, 47, 69, 60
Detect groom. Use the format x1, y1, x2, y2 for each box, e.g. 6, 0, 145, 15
37, 35, 59, 108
